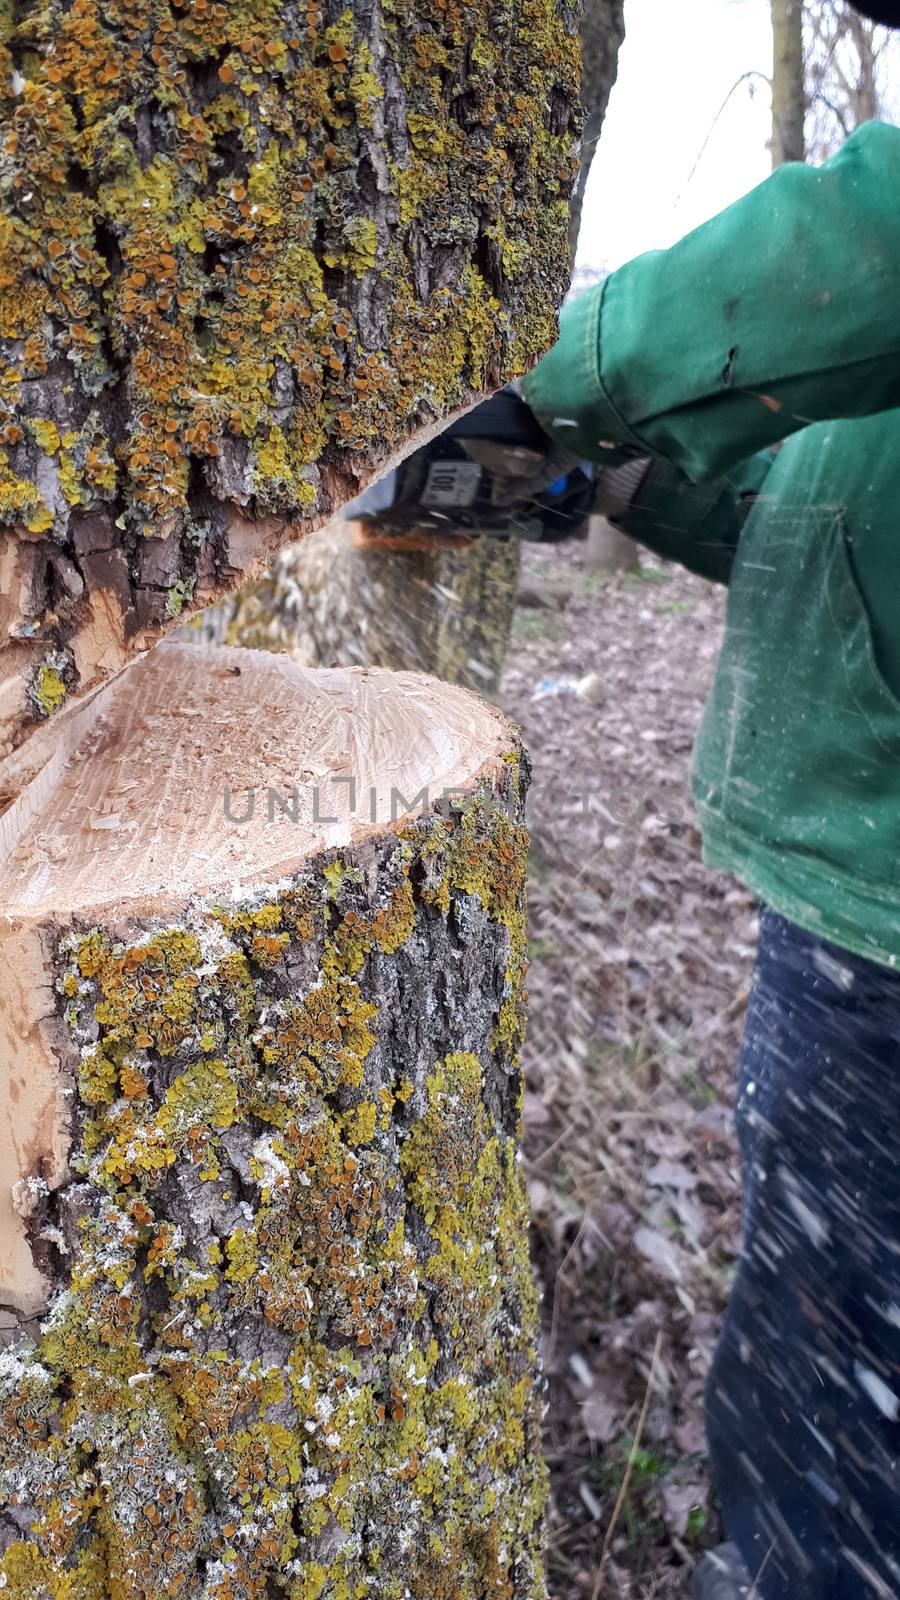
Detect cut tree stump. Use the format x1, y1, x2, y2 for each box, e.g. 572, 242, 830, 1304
202, 519, 521, 695
0, 0, 582, 780
0, 643, 544, 1599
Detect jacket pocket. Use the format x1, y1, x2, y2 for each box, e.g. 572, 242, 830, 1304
825, 514, 900, 733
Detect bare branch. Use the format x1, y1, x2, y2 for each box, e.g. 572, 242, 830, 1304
803, 0, 898, 163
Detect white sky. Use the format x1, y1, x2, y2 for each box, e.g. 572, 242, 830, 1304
577, 0, 775, 270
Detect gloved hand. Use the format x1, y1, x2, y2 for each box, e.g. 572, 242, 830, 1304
447, 389, 652, 532
450, 389, 591, 537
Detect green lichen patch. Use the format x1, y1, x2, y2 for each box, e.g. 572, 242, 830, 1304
1, 769, 546, 1599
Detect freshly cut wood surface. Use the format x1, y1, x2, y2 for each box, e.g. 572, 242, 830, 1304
2, 642, 511, 922
0, 412, 494, 789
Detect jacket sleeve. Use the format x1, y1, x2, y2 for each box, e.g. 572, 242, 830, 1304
524, 121, 900, 483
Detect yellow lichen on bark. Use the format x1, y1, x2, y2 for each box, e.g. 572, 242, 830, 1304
0, 0, 580, 540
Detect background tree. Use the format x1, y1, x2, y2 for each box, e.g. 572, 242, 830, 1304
770, 0, 899, 171
771, 0, 807, 163
568, 0, 625, 261
570, 0, 638, 577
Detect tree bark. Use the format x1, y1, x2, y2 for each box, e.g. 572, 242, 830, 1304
771, 0, 806, 166
0, 0, 581, 783
0, 642, 544, 1598
205, 519, 521, 695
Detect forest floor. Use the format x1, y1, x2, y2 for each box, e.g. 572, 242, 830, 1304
498, 540, 758, 1600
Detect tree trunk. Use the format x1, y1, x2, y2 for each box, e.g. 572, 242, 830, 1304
428, 533, 521, 694
584, 513, 639, 576
0, 642, 545, 1598
0, 0, 582, 783
206, 519, 521, 695
771, 0, 806, 166
569, 0, 626, 261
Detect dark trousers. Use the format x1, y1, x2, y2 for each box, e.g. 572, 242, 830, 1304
706, 908, 900, 1600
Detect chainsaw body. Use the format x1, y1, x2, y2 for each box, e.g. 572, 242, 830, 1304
349, 390, 595, 546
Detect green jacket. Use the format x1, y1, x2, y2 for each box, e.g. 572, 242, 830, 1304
524, 121, 900, 969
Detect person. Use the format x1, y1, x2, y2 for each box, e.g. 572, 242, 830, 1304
520, 5, 900, 1596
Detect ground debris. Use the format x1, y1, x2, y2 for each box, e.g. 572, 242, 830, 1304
500, 544, 754, 1599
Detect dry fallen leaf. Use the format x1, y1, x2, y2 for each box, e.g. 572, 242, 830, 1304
633, 1227, 683, 1283
660, 1473, 710, 1537
646, 1160, 699, 1192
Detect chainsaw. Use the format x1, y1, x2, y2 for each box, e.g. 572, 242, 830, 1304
348, 389, 596, 549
